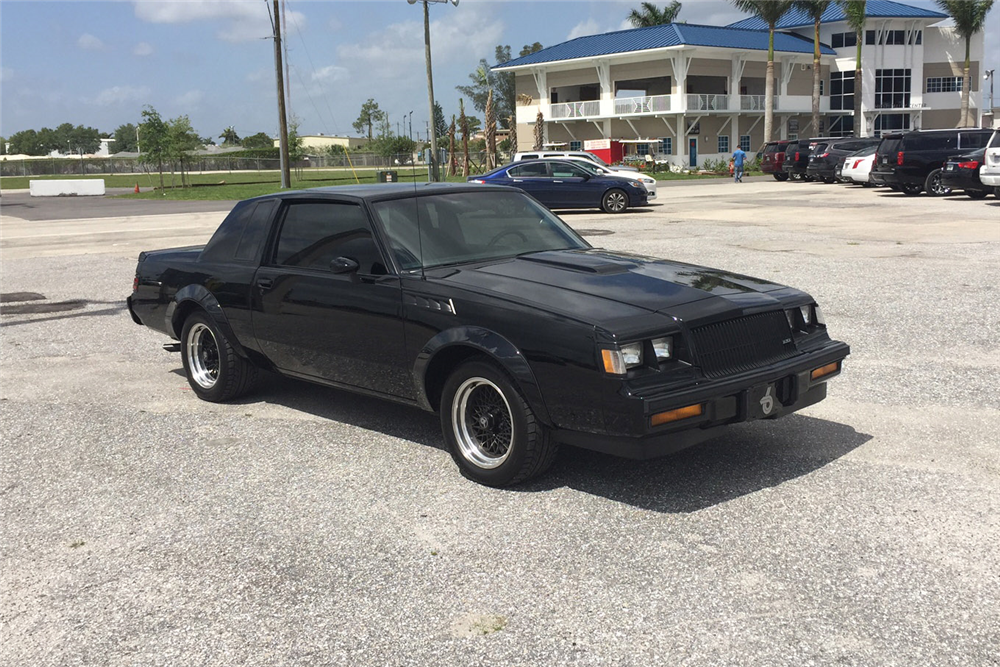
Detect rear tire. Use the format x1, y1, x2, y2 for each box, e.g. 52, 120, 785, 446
181, 312, 259, 402
440, 360, 557, 487
965, 189, 988, 200
601, 188, 629, 214
900, 182, 923, 196
924, 169, 951, 196
773, 173, 789, 181
823, 177, 836, 184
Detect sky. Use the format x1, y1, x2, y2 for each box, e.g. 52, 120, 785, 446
1, 0, 996, 142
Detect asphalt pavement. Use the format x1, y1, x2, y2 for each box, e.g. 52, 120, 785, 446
1, 180, 998, 666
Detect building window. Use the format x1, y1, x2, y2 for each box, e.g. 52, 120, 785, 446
569, 141, 582, 151
827, 115, 854, 137
926, 76, 963, 93
788, 133, 798, 141
636, 143, 650, 156
875, 69, 911, 109
830, 71, 854, 111
718, 135, 729, 153
740, 135, 751, 152
658, 137, 672, 155
866, 30, 876, 45
874, 113, 910, 137
831, 32, 857, 49
819, 79, 825, 96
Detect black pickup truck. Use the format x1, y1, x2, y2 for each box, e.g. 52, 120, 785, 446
129, 183, 850, 486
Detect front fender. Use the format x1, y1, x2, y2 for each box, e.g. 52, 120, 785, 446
414, 326, 552, 426
167, 285, 249, 359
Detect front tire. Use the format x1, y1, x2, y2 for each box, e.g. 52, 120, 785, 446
924, 169, 951, 196
440, 360, 557, 487
601, 188, 629, 214
181, 312, 258, 402
772, 172, 789, 181
900, 182, 923, 196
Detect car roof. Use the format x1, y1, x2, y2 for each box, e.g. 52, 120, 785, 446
241, 182, 515, 204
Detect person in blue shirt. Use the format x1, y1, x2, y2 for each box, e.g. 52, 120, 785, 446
732, 146, 747, 183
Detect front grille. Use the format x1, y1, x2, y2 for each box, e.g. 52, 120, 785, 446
691, 311, 797, 379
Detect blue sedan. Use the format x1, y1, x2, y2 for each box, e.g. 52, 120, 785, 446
469, 159, 649, 213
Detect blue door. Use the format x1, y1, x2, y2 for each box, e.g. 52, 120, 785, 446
689, 138, 698, 168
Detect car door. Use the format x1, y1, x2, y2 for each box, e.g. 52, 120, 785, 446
251, 199, 413, 399
548, 161, 596, 207
506, 163, 555, 205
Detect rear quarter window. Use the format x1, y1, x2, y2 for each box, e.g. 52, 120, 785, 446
958, 132, 990, 150
905, 133, 955, 151
200, 201, 255, 263
988, 132, 1000, 149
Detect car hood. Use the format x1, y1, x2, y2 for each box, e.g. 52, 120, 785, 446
434, 249, 795, 326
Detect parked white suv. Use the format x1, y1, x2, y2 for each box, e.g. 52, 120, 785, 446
979, 130, 1000, 194
513, 150, 639, 172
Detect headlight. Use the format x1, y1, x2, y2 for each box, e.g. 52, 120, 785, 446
621, 342, 643, 367
641, 177, 655, 184
799, 305, 813, 326
628, 181, 644, 188
652, 336, 673, 360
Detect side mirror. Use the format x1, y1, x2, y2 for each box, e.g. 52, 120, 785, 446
329, 257, 360, 274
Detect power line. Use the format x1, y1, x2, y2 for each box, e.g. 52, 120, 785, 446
285, 0, 342, 135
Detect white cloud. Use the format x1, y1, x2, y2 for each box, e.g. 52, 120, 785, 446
328, 16, 342, 32
312, 65, 348, 83
90, 85, 150, 106
174, 90, 205, 109
336, 6, 503, 81
567, 19, 602, 40
132, 1, 305, 43
133, 42, 154, 57
0, 67, 12, 83
78, 33, 107, 51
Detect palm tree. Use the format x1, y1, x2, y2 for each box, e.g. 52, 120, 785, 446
795, 1, 831, 137
533, 111, 544, 150
447, 116, 457, 176
839, 0, 866, 136
219, 126, 240, 146
459, 99, 470, 178
628, 1, 682, 27
730, 0, 794, 143
485, 89, 497, 170
934, 0, 994, 127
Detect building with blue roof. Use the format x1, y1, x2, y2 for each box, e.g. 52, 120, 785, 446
494, 1, 987, 167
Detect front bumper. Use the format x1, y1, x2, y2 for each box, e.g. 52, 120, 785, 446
553, 340, 849, 459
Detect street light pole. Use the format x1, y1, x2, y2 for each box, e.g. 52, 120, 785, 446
409, 0, 459, 182
985, 69, 995, 127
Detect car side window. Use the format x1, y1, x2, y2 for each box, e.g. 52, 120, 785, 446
234, 199, 277, 262
519, 154, 538, 160
551, 163, 588, 178
509, 163, 549, 177
274, 202, 387, 275
959, 132, 989, 150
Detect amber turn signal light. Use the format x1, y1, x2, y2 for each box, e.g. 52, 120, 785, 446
651, 403, 703, 426
811, 362, 839, 380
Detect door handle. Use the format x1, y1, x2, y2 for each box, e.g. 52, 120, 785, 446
512, 179, 523, 182
553, 180, 564, 183
257, 277, 273, 290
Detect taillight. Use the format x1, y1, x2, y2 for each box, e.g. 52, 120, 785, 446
957, 160, 980, 169
853, 160, 862, 168
133, 277, 139, 292
818, 152, 829, 158
469, 179, 485, 184
897, 151, 904, 165
795, 151, 801, 160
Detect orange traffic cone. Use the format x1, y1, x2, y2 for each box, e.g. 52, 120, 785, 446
134, 183, 140, 193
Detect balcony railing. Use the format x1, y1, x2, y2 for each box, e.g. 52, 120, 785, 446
741, 95, 770, 111
614, 94, 671, 115
687, 94, 729, 111
549, 100, 600, 119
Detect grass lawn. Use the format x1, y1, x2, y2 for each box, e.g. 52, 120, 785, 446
1, 166, 748, 200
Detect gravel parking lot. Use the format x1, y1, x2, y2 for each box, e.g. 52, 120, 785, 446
2, 181, 998, 666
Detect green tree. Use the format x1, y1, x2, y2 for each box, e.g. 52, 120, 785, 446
7, 129, 46, 155
113, 123, 139, 153
729, 0, 794, 143
839, 0, 866, 136
352, 99, 385, 140
167, 115, 201, 187
795, 1, 831, 138
627, 1, 683, 26
287, 121, 306, 162
520, 42, 543, 57
219, 126, 241, 146
139, 106, 170, 190
0, 137, 5, 155
433, 102, 448, 148
242, 132, 273, 149
934, 0, 994, 127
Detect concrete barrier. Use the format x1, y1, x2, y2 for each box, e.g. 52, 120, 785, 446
29, 179, 106, 197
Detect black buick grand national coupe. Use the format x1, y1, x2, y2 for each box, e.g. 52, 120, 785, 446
128, 184, 849, 486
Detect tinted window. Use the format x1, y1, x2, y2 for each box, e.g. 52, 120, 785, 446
764, 143, 785, 154
550, 162, 589, 178
274, 202, 386, 275
989, 132, 1000, 149
509, 163, 548, 177
201, 201, 255, 263
958, 132, 990, 150
373, 191, 588, 271
234, 199, 277, 262
519, 154, 538, 160
908, 133, 956, 151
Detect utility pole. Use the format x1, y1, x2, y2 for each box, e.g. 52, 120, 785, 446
282, 0, 291, 119
421, 0, 439, 180
272, 0, 291, 188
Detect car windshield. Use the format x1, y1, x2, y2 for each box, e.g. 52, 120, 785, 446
578, 153, 610, 167
372, 191, 590, 271
569, 160, 606, 176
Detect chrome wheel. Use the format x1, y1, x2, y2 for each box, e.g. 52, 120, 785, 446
925, 169, 951, 196
451, 377, 513, 469
186, 322, 220, 389
603, 189, 628, 213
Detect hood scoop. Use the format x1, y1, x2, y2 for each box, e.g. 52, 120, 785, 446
519, 250, 635, 275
